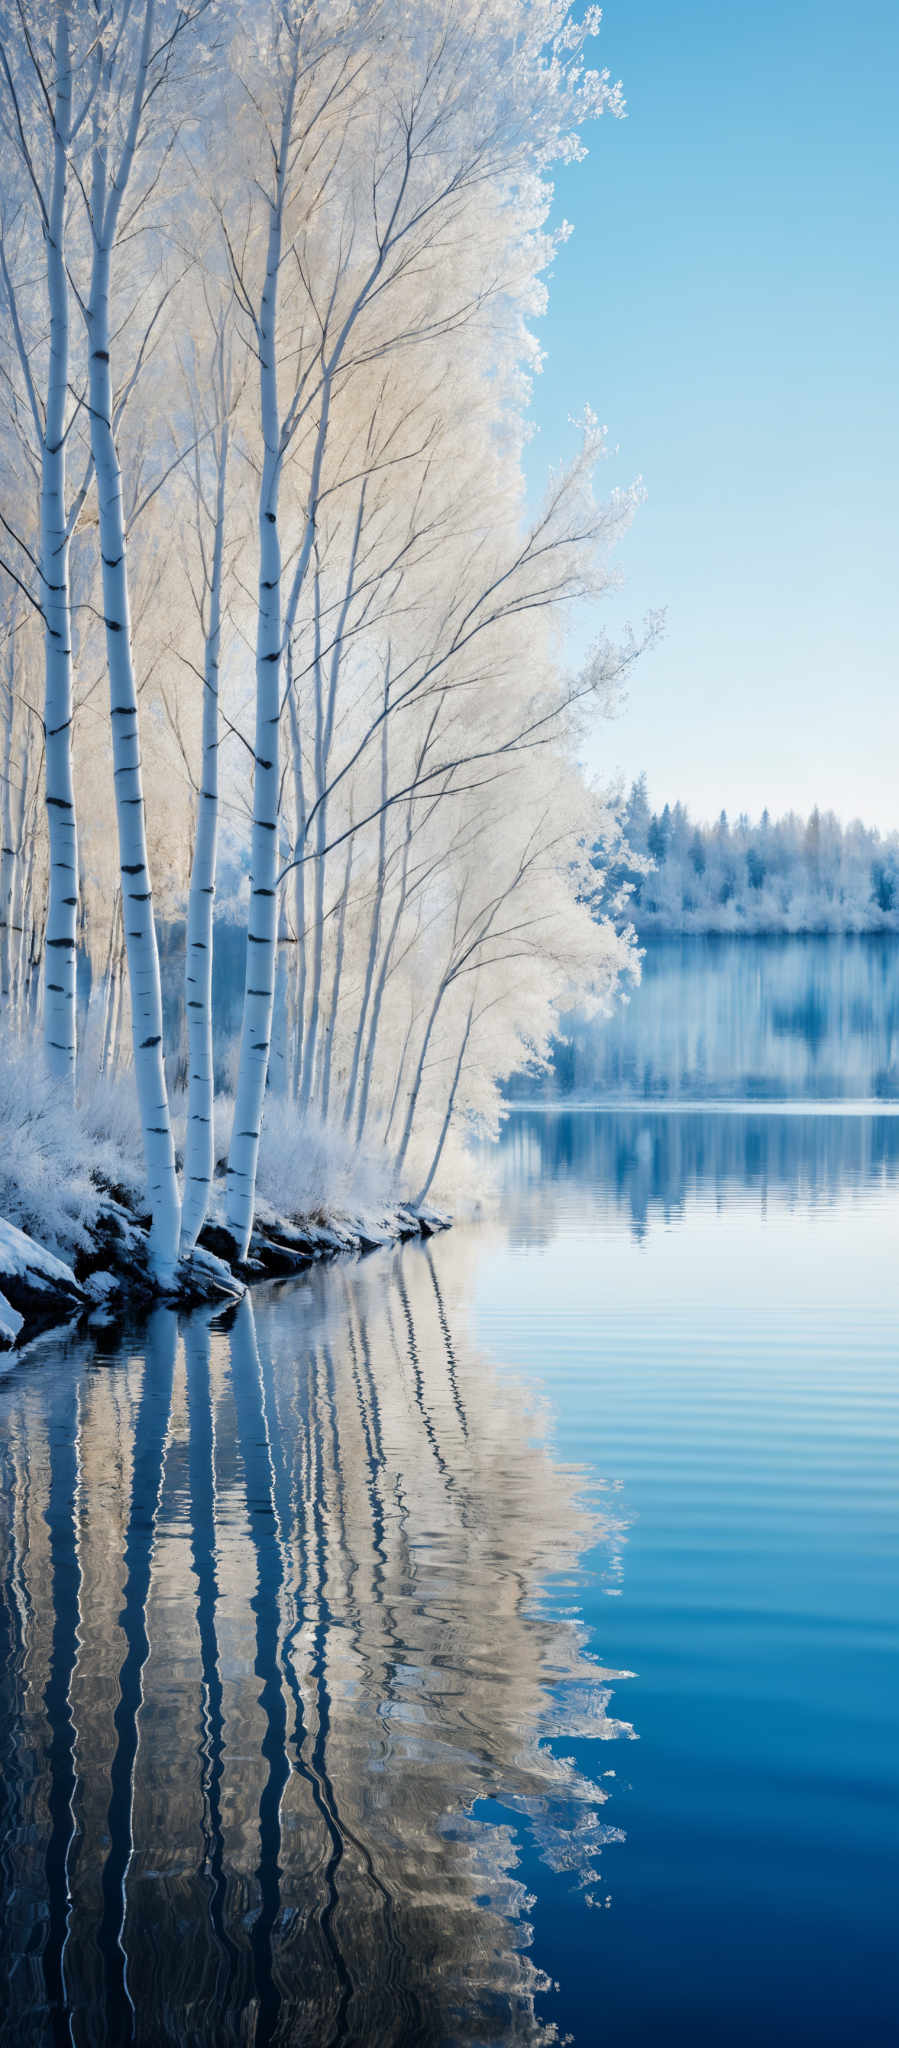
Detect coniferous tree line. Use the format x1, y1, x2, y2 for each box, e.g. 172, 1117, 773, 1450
595, 777, 899, 934
0, 0, 642, 1284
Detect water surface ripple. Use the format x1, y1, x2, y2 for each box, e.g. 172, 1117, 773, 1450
1, 1101, 897, 2044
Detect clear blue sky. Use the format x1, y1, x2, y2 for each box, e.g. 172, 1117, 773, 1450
532, 0, 898, 828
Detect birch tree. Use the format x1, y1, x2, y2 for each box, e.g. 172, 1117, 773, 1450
177, 307, 237, 1252
0, 0, 95, 1088
220, 0, 624, 1248
0, 0, 643, 1257
71, 0, 213, 1280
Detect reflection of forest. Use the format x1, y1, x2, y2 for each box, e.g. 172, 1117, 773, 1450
0, 1244, 631, 2047
516, 935, 899, 1102
501, 1106, 899, 1242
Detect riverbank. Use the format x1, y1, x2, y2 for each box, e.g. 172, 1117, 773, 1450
0, 1032, 452, 1357
0, 1187, 451, 1358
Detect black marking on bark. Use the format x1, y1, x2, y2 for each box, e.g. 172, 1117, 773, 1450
92, 350, 110, 361
105, 617, 123, 631
46, 796, 73, 809
140, 1036, 161, 1049
121, 863, 145, 875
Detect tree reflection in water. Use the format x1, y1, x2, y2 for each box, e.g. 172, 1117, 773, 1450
501, 1104, 899, 1243
0, 1240, 632, 2046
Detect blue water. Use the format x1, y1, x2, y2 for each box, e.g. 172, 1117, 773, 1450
516, 932, 899, 1102
2, 960, 898, 2042
479, 1108, 899, 2044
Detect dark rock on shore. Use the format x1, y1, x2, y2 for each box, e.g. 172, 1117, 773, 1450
0, 1192, 451, 1357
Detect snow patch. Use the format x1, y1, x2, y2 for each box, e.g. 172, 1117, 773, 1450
0, 1290, 24, 1347
0, 1215, 81, 1297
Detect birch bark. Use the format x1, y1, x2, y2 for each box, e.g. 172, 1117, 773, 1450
286, 661, 307, 1100
180, 415, 228, 1253
318, 829, 353, 1120
394, 977, 448, 1177
83, 0, 182, 1281
224, 67, 297, 1259
40, 0, 78, 1091
413, 1000, 474, 1207
343, 665, 390, 1131
0, 651, 14, 1004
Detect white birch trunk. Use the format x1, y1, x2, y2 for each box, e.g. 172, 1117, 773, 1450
318, 830, 353, 1121
10, 736, 29, 1028
269, 928, 290, 1096
394, 978, 449, 1177
384, 1007, 417, 1147
87, 244, 181, 1282
180, 422, 228, 1253
19, 826, 37, 1025
298, 574, 326, 1107
224, 173, 288, 1259
354, 799, 415, 1143
0, 657, 14, 1004
286, 665, 307, 1100
413, 1001, 474, 1206
99, 887, 121, 1074
40, 0, 78, 1091
108, 935, 126, 1073
344, 668, 390, 1131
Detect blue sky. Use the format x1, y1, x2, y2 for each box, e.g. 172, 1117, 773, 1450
532, 0, 898, 827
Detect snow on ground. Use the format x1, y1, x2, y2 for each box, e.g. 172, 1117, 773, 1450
0, 1291, 23, 1346
0, 1215, 81, 1296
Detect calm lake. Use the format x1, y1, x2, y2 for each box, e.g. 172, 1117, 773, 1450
2, 938, 898, 2045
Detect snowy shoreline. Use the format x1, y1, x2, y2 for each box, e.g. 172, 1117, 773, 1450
0, 1192, 451, 1362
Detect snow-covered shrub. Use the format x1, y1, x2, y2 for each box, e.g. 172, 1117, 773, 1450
78, 1065, 146, 1206
253, 1098, 398, 1223
0, 1033, 100, 1256
0, 1030, 144, 1258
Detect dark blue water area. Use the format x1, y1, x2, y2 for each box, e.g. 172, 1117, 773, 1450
474, 1106, 899, 2045
1, 1091, 897, 2037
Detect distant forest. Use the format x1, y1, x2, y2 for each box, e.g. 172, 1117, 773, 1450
599, 779, 899, 934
